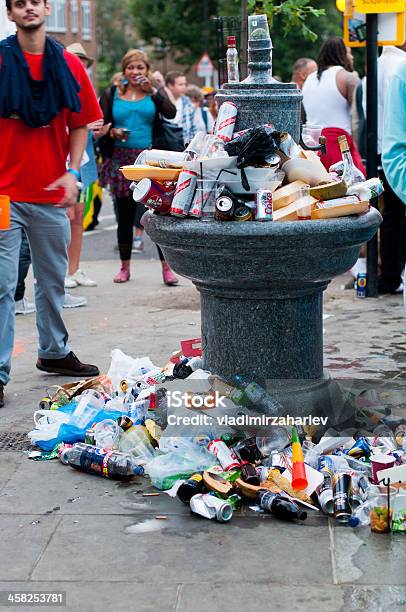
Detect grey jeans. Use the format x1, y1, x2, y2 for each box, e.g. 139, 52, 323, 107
0, 202, 71, 385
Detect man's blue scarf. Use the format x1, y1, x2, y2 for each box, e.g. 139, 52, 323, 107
0, 35, 81, 128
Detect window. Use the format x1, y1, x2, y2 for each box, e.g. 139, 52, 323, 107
46, 0, 67, 33
81, 0, 91, 40
70, 0, 78, 33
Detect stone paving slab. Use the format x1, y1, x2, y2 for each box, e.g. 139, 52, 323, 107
331, 525, 406, 586
0, 452, 24, 491
31, 513, 333, 585
0, 582, 178, 612
175, 583, 406, 612
0, 514, 61, 581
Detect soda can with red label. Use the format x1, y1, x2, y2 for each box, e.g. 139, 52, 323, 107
132, 178, 175, 215
170, 170, 198, 217
207, 439, 240, 471
214, 101, 238, 142
255, 189, 273, 221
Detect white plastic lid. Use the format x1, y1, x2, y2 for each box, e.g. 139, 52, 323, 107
132, 178, 152, 202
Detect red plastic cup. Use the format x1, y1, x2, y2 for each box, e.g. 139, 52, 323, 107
0, 195, 10, 230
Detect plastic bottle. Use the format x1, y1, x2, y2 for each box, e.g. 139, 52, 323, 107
226, 36, 239, 84
65, 443, 144, 481
338, 135, 365, 186
234, 375, 283, 416
172, 357, 204, 380
258, 490, 307, 521
348, 501, 372, 527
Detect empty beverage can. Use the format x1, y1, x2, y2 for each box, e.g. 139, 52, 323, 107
207, 439, 240, 470
356, 273, 367, 298
190, 493, 233, 522
255, 189, 273, 221
234, 206, 252, 222
132, 178, 175, 214
215, 195, 234, 221
170, 170, 198, 217
333, 472, 352, 524
215, 101, 238, 142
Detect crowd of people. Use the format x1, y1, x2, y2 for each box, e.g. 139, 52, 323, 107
0, 0, 405, 410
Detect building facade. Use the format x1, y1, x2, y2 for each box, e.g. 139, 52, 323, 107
46, 0, 97, 79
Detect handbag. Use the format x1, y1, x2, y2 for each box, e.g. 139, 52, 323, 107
153, 116, 184, 152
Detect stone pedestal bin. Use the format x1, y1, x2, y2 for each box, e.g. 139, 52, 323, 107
144, 209, 381, 420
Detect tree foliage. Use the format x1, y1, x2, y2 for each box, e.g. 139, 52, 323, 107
129, 0, 240, 64
100, 0, 345, 85
96, 0, 141, 90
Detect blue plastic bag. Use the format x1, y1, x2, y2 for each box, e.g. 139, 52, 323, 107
30, 400, 123, 451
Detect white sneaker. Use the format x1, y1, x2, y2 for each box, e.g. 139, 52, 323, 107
350, 257, 366, 279
65, 275, 78, 289
15, 297, 35, 315
63, 292, 87, 308
72, 269, 97, 287
132, 237, 144, 253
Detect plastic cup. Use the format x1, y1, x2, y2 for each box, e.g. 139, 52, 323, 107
256, 427, 290, 456
369, 491, 396, 533
302, 124, 322, 147
0, 195, 10, 230
69, 389, 105, 429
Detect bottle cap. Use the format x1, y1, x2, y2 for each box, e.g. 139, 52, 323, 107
227, 36, 236, 46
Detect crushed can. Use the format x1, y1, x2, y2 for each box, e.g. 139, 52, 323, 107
189, 493, 233, 522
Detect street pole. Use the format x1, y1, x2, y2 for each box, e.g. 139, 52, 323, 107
366, 13, 379, 298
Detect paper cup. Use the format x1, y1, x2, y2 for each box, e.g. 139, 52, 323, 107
371, 453, 396, 484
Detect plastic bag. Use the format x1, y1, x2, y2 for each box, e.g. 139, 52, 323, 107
145, 439, 215, 489
28, 399, 123, 451
224, 126, 281, 190
107, 349, 157, 390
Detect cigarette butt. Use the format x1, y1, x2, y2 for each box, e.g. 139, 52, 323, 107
142, 493, 160, 497
155, 515, 168, 520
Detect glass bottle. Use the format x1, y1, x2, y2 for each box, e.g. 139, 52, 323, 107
338, 135, 365, 186
226, 36, 239, 84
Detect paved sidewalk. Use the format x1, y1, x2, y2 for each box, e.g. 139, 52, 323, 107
0, 250, 405, 611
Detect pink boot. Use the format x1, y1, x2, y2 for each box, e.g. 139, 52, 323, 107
162, 261, 178, 286
114, 262, 130, 283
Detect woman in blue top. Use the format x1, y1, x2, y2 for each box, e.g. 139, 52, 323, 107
99, 49, 178, 284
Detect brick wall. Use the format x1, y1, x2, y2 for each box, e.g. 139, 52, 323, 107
46, 0, 98, 83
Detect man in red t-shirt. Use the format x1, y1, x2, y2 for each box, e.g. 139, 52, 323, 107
0, 0, 103, 407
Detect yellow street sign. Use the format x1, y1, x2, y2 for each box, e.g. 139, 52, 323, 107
344, 10, 405, 46
354, 0, 405, 14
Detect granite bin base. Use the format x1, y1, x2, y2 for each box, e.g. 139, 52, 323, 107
144, 208, 381, 423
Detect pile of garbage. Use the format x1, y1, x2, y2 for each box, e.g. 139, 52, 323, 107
28, 344, 406, 533
120, 105, 383, 223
